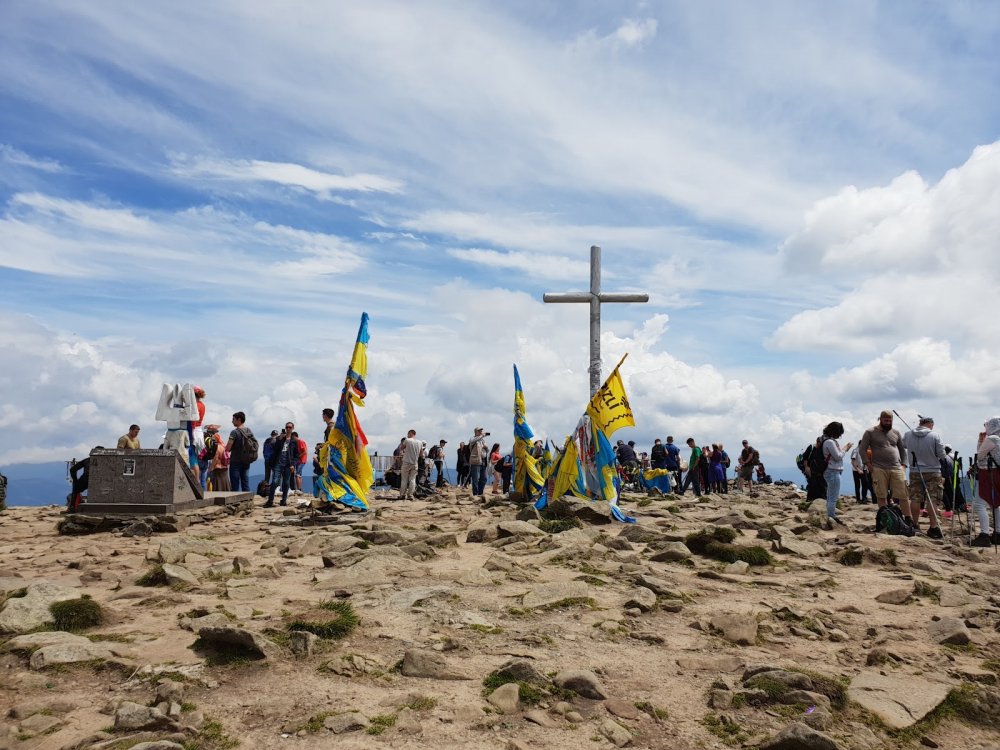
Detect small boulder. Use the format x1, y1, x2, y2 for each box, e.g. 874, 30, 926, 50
928, 617, 971, 646
114, 701, 177, 732
624, 587, 656, 613
161, 564, 200, 588
599, 718, 633, 747
323, 711, 369, 733
650, 542, 692, 562
400, 649, 472, 680
875, 588, 912, 605
710, 613, 758, 646
487, 683, 520, 714
758, 722, 841, 750
554, 669, 609, 700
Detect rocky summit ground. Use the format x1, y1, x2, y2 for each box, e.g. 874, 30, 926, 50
2, 484, 1000, 750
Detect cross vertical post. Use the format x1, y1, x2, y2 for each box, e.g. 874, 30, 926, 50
543, 245, 649, 396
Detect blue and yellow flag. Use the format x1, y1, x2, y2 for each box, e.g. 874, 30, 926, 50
316, 313, 373, 511
512, 365, 544, 500
534, 356, 636, 522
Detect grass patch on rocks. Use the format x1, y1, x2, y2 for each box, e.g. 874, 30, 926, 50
686, 527, 773, 566
538, 518, 582, 534
838, 548, 864, 566
366, 713, 397, 735
701, 713, 750, 746
286, 600, 359, 640
136, 565, 169, 587
184, 717, 240, 749
49, 595, 103, 631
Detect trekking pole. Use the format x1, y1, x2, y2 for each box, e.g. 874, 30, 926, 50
988, 454, 999, 554
957, 457, 972, 544
912, 451, 932, 535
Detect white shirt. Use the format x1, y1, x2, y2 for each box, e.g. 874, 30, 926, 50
402, 437, 422, 466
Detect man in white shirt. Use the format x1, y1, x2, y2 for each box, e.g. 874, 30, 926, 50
399, 429, 422, 500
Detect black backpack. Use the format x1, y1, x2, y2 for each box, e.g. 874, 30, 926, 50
236, 428, 259, 465
875, 504, 915, 536
808, 441, 828, 475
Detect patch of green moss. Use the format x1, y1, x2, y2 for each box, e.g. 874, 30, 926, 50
136, 565, 168, 587
634, 701, 668, 719
183, 718, 240, 749
405, 695, 437, 712
467, 623, 504, 634
838, 548, 864, 566
49, 596, 104, 631
286, 600, 359, 640
701, 713, 750, 746
537, 596, 597, 611
366, 713, 397, 735
538, 518, 582, 533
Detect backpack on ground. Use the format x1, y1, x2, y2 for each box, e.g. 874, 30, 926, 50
875, 504, 915, 536
236, 428, 259, 465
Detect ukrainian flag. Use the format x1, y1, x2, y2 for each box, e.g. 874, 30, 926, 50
316, 313, 373, 511
512, 365, 544, 501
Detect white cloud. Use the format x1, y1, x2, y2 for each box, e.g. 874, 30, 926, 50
0, 144, 65, 173
446, 247, 589, 281
171, 156, 404, 196
572, 18, 659, 50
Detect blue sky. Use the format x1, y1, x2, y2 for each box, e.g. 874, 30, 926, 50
2, 1, 1000, 467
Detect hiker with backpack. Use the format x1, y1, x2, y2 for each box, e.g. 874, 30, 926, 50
972, 417, 1000, 547
802, 436, 828, 502
225, 411, 258, 493
858, 410, 908, 515
902, 416, 945, 539
821, 422, 852, 528
737, 440, 760, 495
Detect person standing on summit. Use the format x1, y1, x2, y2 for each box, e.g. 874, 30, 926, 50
902, 416, 945, 539
858, 410, 908, 514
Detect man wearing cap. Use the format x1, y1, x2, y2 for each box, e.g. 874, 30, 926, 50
858, 410, 908, 516
903, 416, 945, 539
468, 427, 489, 497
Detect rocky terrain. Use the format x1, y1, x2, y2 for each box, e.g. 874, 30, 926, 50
1, 484, 999, 750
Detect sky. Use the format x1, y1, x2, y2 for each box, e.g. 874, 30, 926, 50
1, 0, 1000, 469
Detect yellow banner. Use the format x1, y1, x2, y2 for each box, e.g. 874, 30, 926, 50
585, 367, 634, 437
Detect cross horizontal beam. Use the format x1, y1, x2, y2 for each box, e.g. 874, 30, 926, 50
543, 293, 649, 303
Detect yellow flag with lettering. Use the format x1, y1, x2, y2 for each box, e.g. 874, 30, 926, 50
585, 366, 634, 437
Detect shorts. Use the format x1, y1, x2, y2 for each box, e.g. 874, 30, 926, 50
871, 465, 907, 502
740, 465, 754, 481
907, 472, 943, 505
295, 463, 305, 478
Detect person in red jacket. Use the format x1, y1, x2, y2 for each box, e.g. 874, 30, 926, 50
292, 431, 308, 494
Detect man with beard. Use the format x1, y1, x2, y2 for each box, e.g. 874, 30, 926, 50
859, 410, 908, 515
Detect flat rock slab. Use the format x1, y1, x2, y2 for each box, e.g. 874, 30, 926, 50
676, 655, 746, 673
522, 580, 592, 609
929, 617, 971, 645
157, 536, 225, 564
875, 587, 913, 605
773, 538, 825, 557
938, 584, 972, 608
711, 613, 758, 646
400, 649, 472, 680
0, 582, 80, 633
848, 671, 951, 729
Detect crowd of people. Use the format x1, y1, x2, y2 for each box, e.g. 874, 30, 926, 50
64, 401, 1000, 548
614, 436, 768, 497
797, 410, 1000, 546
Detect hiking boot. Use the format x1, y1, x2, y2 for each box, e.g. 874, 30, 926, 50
262, 502, 274, 508
993, 532, 1000, 546
971, 533, 992, 548
942, 511, 953, 520
832, 517, 846, 527
927, 526, 943, 540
